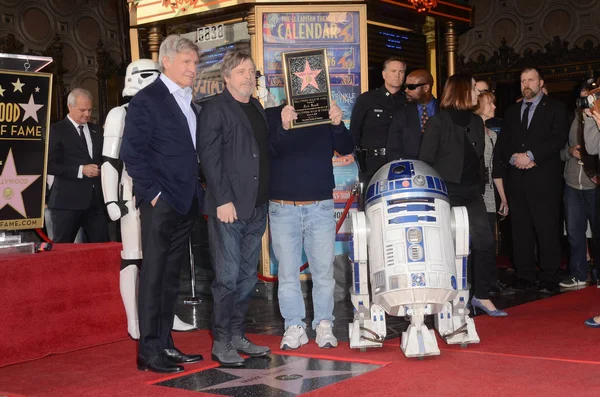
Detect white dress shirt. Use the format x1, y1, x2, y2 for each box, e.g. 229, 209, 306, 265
67, 115, 93, 179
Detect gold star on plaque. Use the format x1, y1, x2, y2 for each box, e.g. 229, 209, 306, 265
12, 78, 24, 93
0, 85, 5, 97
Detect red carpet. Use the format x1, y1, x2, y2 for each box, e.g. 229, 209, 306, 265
0, 243, 126, 367
0, 288, 599, 396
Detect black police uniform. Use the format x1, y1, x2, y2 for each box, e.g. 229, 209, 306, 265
350, 85, 406, 186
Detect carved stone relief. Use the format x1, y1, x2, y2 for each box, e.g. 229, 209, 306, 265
0, 0, 125, 122
459, 0, 600, 64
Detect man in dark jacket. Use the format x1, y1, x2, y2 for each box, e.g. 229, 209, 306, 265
47, 88, 108, 243
267, 101, 353, 350
350, 57, 407, 186
495, 67, 569, 293
198, 50, 271, 367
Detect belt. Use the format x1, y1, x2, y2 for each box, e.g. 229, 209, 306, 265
271, 199, 318, 206
366, 148, 386, 157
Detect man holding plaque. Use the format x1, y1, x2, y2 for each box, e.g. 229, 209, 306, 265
350, 56, 407, 186
281, 49, 333, 129
267, 101, 353, 350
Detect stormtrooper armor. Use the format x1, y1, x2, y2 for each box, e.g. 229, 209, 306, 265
349, 159, 479, 357
101, 59, 195, 339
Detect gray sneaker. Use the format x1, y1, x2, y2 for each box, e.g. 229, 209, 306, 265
231, 335, 271, 357
212, 341, 244, 367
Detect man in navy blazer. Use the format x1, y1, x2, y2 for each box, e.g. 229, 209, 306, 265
387, 69, 438, 161
47, 88, 108, 243
494, 67, 568, 293
121, 35, 204, 374
198, 50, 271, 367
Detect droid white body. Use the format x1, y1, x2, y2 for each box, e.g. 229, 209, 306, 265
349, 159, 479, 357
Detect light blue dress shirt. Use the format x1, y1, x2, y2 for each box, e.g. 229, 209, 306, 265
160, 74, 196, 149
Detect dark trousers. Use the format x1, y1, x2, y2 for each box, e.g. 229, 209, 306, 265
593, 185, 600, 278
50, 190, 109, 243
138, 197, 197, 359
208, 204, 267, 342
359, 156, 388, 194
564, 185, 595, 282
510, 186, 561, 284
447, 183, 496, 299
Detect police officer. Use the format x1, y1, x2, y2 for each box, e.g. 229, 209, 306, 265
351, 56, 407, 187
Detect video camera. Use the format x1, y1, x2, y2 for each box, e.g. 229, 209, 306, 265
576, 87, 600, 113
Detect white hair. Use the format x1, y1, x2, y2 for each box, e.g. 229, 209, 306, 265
158, 34, 199, 72
67, 88, 93, 107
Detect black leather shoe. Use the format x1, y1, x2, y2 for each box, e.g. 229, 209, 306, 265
162, 348, 203, 364
512, 278, 537, 292
538, 282, 558, 294
137, 355, 184, 373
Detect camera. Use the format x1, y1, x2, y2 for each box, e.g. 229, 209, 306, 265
576, 87, 600, 113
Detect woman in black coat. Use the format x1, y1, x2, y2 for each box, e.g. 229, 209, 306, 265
419, 73, 506, 317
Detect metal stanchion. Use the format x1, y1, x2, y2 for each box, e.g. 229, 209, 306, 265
183, 235, 202, 305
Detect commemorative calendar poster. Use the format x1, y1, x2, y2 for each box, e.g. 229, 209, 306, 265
0, 70, 52, 230
256, 6, 366, 277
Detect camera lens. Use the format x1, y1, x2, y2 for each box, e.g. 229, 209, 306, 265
576, 97, 591, 109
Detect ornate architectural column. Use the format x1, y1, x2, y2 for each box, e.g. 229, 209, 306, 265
42, 35, 67, 121
445, 21, 458, 77
246, 9, 256, 60
96, 40, 120, 124
147, 26, 163, 62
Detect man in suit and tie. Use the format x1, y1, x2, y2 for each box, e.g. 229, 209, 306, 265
495, 67, 568, 293
387, 69, 438, 160
47, 88, 109, 243
198, 50, 271, 367
120, 35, 204, 374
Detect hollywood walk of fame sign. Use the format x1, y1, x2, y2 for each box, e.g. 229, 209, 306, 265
0, 69, 52, 229
155, 354, 382, 396
282, 49, 332, 129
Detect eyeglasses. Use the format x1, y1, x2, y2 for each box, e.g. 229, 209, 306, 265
405, 83, 426, 91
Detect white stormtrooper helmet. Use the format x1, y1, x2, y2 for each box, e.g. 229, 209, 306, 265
122, 59, 161, 97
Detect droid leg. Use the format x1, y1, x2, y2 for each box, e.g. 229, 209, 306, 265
349, 211, 387, 349
401, 305, 440, 357
435, 207, 479, 345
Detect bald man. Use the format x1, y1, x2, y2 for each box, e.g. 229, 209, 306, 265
387, 69, 438, 160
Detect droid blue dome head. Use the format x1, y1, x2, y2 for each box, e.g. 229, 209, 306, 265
364, 159, 449, 208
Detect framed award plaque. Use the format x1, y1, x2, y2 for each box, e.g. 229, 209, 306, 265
282, 48, 332, 129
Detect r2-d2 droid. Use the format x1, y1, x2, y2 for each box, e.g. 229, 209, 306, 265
349, 159, 479, 357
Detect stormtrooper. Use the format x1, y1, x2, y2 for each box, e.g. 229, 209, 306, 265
101, 59, 196, 339
349, 159, 480, 357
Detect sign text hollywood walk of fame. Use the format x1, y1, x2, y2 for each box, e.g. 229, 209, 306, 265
0, 70, 52, 229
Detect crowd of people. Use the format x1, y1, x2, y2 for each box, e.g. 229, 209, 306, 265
45, 34, 600, 373
353, 56, 600, 327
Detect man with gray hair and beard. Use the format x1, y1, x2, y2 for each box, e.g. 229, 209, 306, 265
121, 34, 204, 373
198, 50, 271, 367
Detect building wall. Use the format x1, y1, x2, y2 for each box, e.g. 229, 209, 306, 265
0, 0, 124, 120
459, 0, 600, 62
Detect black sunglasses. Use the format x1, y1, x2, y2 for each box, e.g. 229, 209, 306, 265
405, 83, 426, 90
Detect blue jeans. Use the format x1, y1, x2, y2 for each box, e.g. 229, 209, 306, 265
564, 185, 596, 282
208, 204, 267, 342
269, 199, 336, 330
